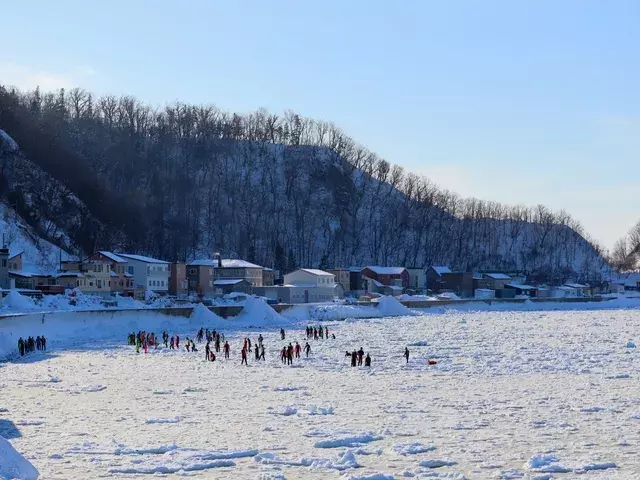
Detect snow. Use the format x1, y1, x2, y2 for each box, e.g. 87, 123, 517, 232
96, 251, 127, 263
118, 253, 167, 264
431, 266, 451, 275
484, 273, 511, 280
2, 290, 37, 310
365, 266, 405, 275
300, 269, 334, 276
375, 296, 415, 316
214, 279, 245, 285
0, 129, 19, 152
0, 436, 39, 480
2, 306, 640, 478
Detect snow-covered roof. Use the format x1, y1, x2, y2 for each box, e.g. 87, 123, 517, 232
8, 250, 23, 260
370, 279, 384, 288
119, 253, 167, 264
365, 266, 406, 275
386, 285, 404, 291
506, 283, 536, 290
9, 270, 32, 278
485, 273, 511, 280
430, 266, 451, 275
188, 258, 262, 269
221, 259, 262, 269
214, 279, 245, 285
300, 268, 334, 276
124, 272, 133, 278
54, 272, 84, 278
475, 288, 495, 292
97, 251, 128, 263
109, 271, 118, 277
564, 283, 589, 289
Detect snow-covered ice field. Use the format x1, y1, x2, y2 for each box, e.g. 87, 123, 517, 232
2, 308, 640, 479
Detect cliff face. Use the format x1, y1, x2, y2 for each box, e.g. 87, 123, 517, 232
0, 87, 608, 279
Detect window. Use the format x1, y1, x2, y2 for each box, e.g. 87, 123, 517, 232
209, 280, 213, 287
160, 280, 164, 287
89, 281, 94, 287
190, 268, 197, 275
128, 266, 134, 275
1, 259, 6, 268
97, 280, 102, 288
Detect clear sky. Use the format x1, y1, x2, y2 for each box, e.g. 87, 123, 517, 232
1, 0, 638, 249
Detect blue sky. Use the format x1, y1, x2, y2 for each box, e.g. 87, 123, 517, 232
1, 0, 638, 249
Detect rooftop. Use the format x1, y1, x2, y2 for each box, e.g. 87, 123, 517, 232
119, 253, 168, 264
299, 268, 334, 276
96, 251, 128, 263
485, 273, 512, 280
430, 266, 451, 275
365, 266, 406, 275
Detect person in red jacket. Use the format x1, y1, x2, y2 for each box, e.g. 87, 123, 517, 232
223, 341, 230, 359
295, 342, 301, 358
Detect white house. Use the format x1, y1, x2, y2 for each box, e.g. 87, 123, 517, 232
119, 254, 170, 293
284, 269, 335, 287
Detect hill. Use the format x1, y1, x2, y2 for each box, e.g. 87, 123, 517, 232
0, 85, 609, 280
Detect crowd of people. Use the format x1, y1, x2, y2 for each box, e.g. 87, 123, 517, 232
17, 336, 47, 356
125, 325, 422, 369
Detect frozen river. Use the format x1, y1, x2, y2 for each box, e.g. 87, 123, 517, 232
2, 308, 639, 479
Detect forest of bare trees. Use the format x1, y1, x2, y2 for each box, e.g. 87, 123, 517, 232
611, 221, 640, 272
0, 85, 610, 281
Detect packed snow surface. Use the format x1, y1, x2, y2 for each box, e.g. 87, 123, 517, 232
1, 307, 640, 478
0, 436, 39, 480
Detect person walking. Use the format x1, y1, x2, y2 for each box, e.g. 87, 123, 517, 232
351, 350, 357, 367
241, 347, 248, 365
304, 342, 311, 357
295, 342, 301, 358
18, 338, 25, 356
280, 328, 285, 340
205, 341, 211, 361
404, 347, 410, 364
254, 344, 260, 361
365, 353, 371, 367
224, 341, 230, 359
357, 347, 364, 366
259, 344, 266, 360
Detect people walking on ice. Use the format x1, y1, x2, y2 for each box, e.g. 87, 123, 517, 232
365, 353, 371, 367
18, 338, 25, 356
325, 327, 329, 338
357, 347, 364, 366
241, 346, 248, 365
295, 342, 301, 358
254, 344, 260, 360
205, 341, 211, 361
224, 341, 230, 359
170, 336, 175, 349
280, 328, 286, 340
304, 342, 311, 357
259, 344, 266, 360
404, 347, 410, 363
351, 350, 357, 367
176, 335, 180, 349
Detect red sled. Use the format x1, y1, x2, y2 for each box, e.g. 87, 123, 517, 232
428, 360, 437, 365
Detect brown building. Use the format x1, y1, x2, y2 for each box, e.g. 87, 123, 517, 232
426, 266, 451, 292
441, 272, 474, 298
169, 262, 187, 296
262, 268, 275, 287
8, 251, 23, 272
361, 266, 409, 289
187, 261, 216, 296
481, 273, 512, 290
214, 279, 252, 295
327, 268, 351, 292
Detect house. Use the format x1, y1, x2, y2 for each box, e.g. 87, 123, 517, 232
284, 269, 336, 287
384, 285, 404, 296
213, 279, 252, 295
214, 258, 264, 286
563, 283, 590, 297
187, 260, 215, 296
0, 248, 8, 289
505, 283, 538, 297
327, 268, 351, 293
349, 267, 366, 293
426, 266, 451, 292
406, 268, 426, 292
61, 258, 112, 298
118, 254, 169, 293
253, 284, 340, 304
482, 273, 512, 290
169, 262, 187, 296
86, 251, 134, 296
262, 268, 275, 287
623, 273, 640, 291
361, 266, 409, 289
474, 288, 495, 299
8, 251, 22, 271
441, 272, 474, 298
